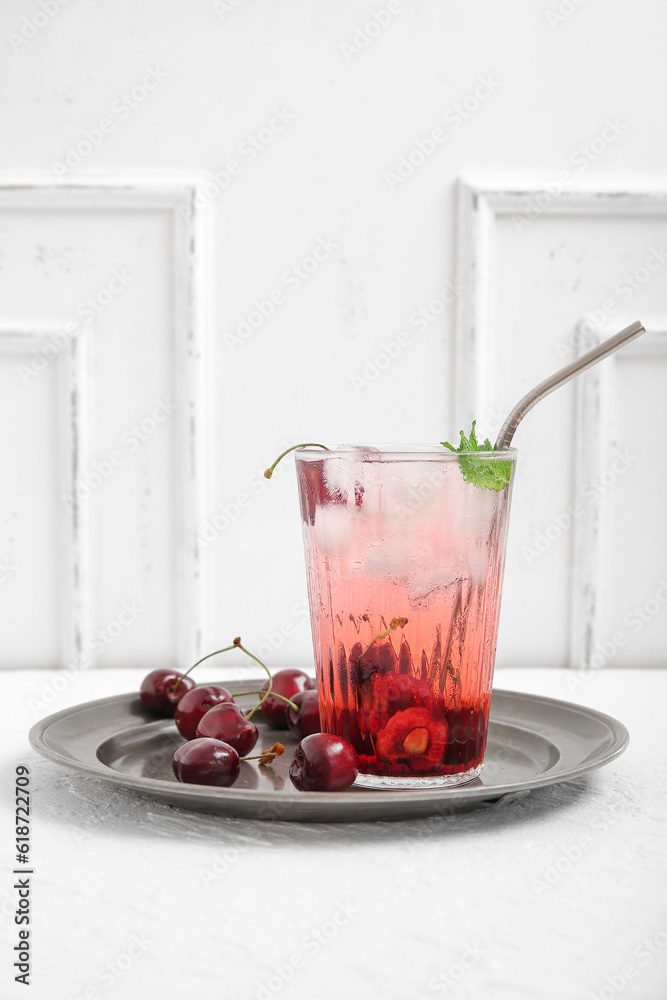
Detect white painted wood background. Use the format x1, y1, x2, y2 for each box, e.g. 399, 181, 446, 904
0, 0, 665, 674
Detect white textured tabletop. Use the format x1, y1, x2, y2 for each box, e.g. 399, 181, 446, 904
3, 666, 667, 1000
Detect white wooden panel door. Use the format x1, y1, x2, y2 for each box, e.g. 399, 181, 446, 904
0, 182, 204, 671
456, 182, 667, 672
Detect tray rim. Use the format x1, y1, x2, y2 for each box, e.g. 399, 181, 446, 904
27, 686, 630, 818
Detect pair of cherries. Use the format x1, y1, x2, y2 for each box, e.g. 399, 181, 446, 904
139, 662, 358, 791
173, 730, 358, 792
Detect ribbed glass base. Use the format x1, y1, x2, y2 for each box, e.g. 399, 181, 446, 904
354, 762, 483, 790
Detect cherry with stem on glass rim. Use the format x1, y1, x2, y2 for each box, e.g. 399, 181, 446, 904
263, 442, 331, 480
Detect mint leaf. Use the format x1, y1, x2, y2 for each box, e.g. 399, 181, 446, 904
441, 421, 512, 491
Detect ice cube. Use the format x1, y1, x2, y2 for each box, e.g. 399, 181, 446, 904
405, 565, 463, 604
466, 544, 491, 586
314, 504, 352, 558
321, 453, 372, 506
364, 539, 412, 579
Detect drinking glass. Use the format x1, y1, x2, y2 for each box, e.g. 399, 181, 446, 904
296, 445, 517, 788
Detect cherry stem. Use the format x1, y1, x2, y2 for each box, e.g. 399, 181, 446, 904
169, 638, 297, 720
236, 643, 288, 721
241, 742, 285, 765
170, 643, 237, 693
264, 442, 330, 480
233, 689, 299, 712
357, 616, 409, 667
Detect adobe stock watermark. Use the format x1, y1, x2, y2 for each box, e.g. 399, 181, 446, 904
351, 278, 466, 392
511, 117, 627, 233
339, 1, 403, 63
52, 68, 167, 178
65, 934, 153, 1000
223, 236, 338, 352
213, 0, 249, 16
587, 922, 667, 1000
0, 558, 17, 584
416, 944, 485, 998
182, 107, 295, 216
0, 888, 20, 929
191, 448, 290, 551
384, 75, 500, 191
359, 406, 506, 510
520, 447, 636, 567
401, 811, 458, 858
61, 398, 177, 512
555, 245, 667, 359
240, 901, 357, 1000
198, 844, 249, 887
398, 749, 525, 860
70, 811, 107, 849
545, 0, 589, 29
17, 267, 134, 385
7, 0, 72, 54
255, 600, 310, 661
532, 834, 595, 895
568, 579, 667, 692
532, 791, 628, 895
26, 602, 144, 715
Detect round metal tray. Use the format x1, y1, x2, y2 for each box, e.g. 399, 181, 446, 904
28, 684, 629, 823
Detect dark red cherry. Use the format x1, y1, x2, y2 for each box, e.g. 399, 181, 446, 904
443, 704, 486, 767
174, 684, 234, 740
260, 669, 313, 728
375, 707, 448, 774
196, 702, 258, 756
172, 738, 240, 787
289, 733, 358, 792
140, 669, 196, 716
286, 690, 321, 738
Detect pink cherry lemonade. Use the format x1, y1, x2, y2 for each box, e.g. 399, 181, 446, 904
296, 446, 516, 788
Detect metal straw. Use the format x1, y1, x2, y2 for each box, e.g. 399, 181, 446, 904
494, 320, 646, 451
